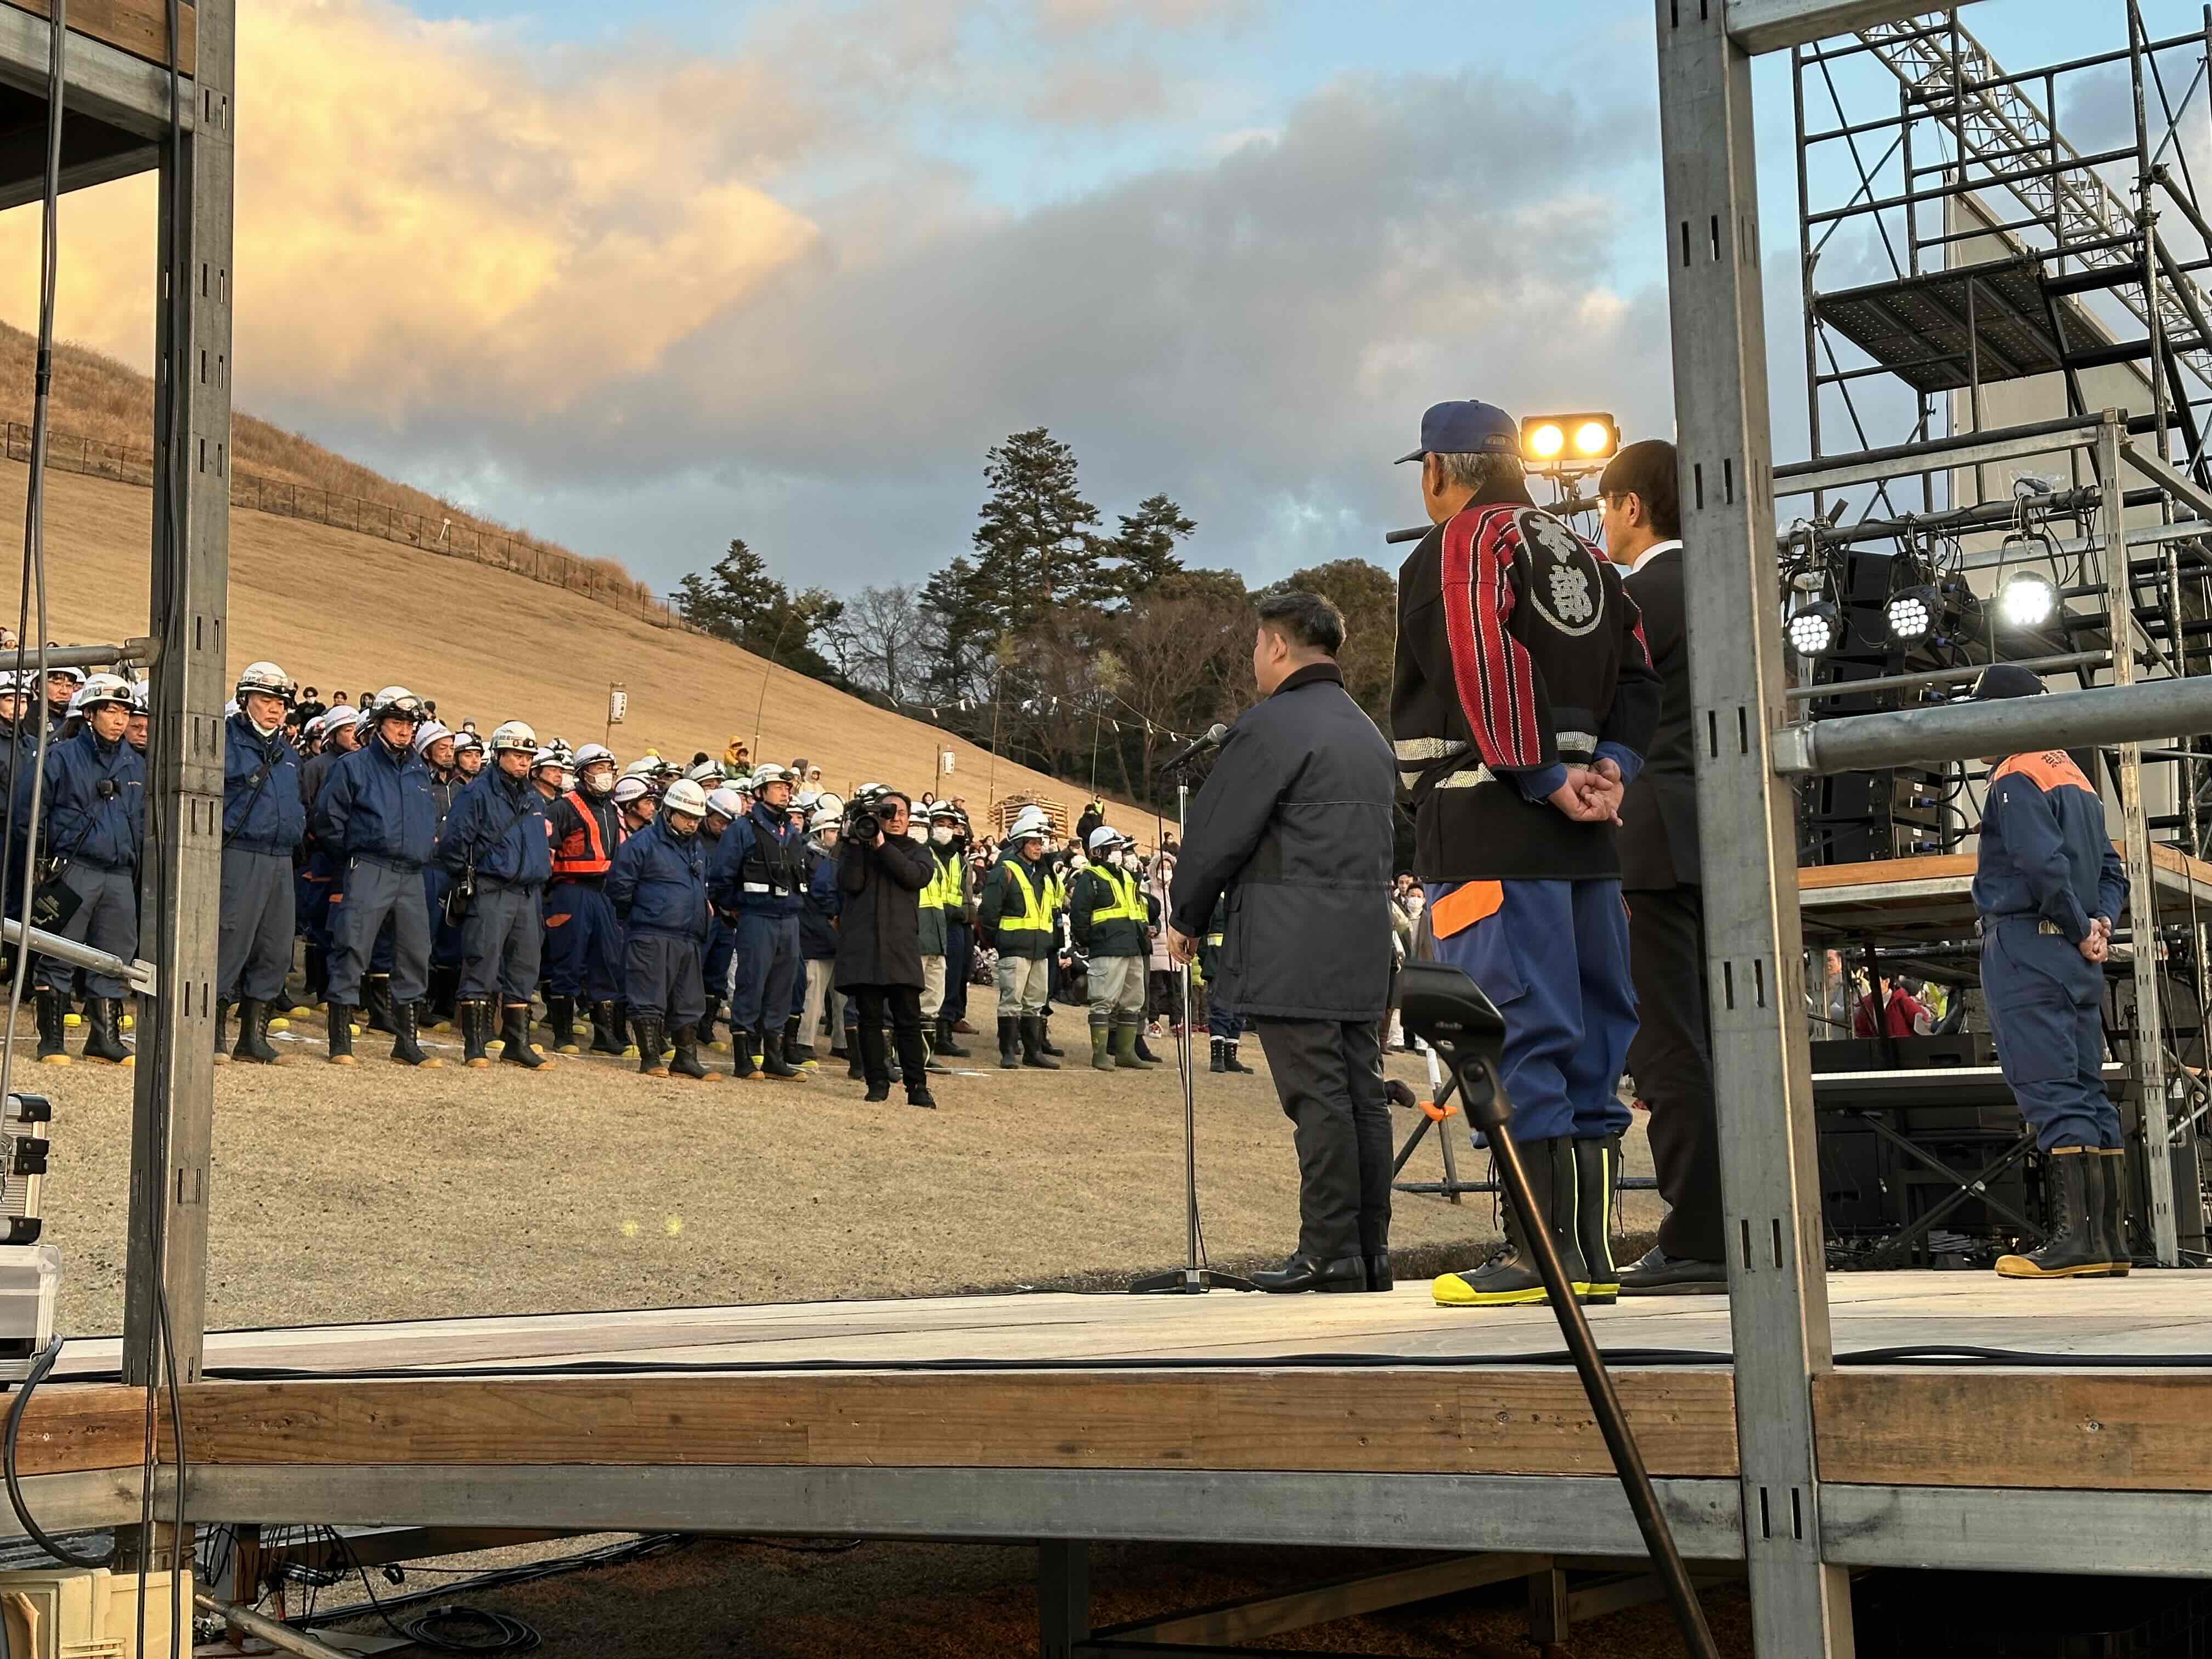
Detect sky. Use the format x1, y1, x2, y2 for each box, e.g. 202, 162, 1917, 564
0, 0, 2200, 601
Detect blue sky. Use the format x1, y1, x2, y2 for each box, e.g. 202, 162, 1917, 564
149, 1, 2212, 602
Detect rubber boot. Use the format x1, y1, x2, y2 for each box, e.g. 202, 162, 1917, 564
82, 997, 132, 1064
1365, 1251, 1394, 1293
934, 1016, 969, 1059
388, 1000, 439, 1066
759, 1028, 804, 1080
1998, 1147, 2109, 1278
1133, 1029, 1161, 1064
699, 991, 723, 1051
547, 995, 579, 1054
214, 1000, 232, 1065
1111, 1020, 1155, 1070
1090, 1019, 1115, 1073
1019, 1016, 1060, 1070
847, 1041, 866, 1080
884, 1028, 904, 1083
326, 1002, 357, 1065
461, 1001, 492, 1068
2095, 1148, 2131, 1276
364, 973, 397, 1034
669, 1026, 712, 1080
1223, 1040, 1253, 1074
33, 990, 66, 1065
733, 1028, 764, 1080
500, 1005, 548, 1069
1432, 1137, 1586, 1306
304, 944, 327, 1006
1575, 1135, 1624, 1305
235, 998, 283, 1065
1209, 1036, 1226, 1074
1038, 1015, 1064, 1057
922, 1025, 950, 1074
590, 1000, 626, 1056
635, 1015, 668, 1076
786, 1014, 819, 1067
997, 1017, 1020, 1070
429, 963, 461, 1029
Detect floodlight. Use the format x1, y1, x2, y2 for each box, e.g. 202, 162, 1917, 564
1886, 584, 1939, 644
1521, 412, 1617, 467
1787, 600, 1842, 658
1999, 569, 2058, 630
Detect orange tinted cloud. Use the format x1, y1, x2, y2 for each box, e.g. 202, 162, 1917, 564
0, 0, 816, 417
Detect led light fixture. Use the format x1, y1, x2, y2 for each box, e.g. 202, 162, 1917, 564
1521, 413, 1617, 467
1886, 583, 1939, 644
1787, 600, 1842, 658
1999, 569, 2058, 630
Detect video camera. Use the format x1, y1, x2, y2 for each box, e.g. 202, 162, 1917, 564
845, 794, 883, 844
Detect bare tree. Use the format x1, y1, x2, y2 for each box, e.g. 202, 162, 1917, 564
832, 584, 929, 707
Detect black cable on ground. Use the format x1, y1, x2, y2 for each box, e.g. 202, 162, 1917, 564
4, 1339, 113, 1567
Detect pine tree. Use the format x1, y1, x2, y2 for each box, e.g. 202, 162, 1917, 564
970, 428, 1107, 621
1105, 493, 1195, 600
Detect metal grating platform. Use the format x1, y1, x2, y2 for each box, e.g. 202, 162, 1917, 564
1812, 253, 2102, 394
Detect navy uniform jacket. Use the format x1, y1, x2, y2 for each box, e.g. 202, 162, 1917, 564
28, 726, 144, 871
798, 842, 841, 960
1972, 748, 2129, 940
606, 816, 712, 941
433, 768, 552, 888
222, 713, 306, 855
711, 803, 808, 918
316, 737, 439, 870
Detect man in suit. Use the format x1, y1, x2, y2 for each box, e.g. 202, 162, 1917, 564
1602, 439, 1727, 1295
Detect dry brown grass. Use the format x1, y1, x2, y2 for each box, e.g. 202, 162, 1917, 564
0, 319, 645, 599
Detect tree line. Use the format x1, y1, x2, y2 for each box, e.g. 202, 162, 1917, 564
674, 427, 1395, 805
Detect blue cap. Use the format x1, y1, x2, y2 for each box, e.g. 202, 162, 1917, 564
1396, 399, 1521, 465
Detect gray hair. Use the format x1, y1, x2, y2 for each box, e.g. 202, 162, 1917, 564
1434, 451, 1523, 495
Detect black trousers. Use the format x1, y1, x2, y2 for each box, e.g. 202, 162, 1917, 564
1626, 883, 1726, 1261
1249, 1016, 1391, 1262
850, 984, 928, 1090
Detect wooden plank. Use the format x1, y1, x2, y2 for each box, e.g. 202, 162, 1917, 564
2, 0, 194, 76
1818, 1372, 2212, 1491
1797, 854, 1973, 891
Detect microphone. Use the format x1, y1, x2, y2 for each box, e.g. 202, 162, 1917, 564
1159, 723, 1229, 772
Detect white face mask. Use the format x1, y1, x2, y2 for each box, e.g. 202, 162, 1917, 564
930, 826, 953, 845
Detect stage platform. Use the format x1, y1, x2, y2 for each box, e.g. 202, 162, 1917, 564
1797, 844, 2212, 942
7, 1274, 2211, 1584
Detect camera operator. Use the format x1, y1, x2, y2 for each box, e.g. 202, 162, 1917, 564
835, 788, 939, 1109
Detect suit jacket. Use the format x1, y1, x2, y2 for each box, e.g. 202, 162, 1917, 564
1621, 546, 1701, 891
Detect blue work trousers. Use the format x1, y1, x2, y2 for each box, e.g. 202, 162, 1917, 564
729, 911, 802, 1034
543, 882, 624, 1003
1981, 916, 2119, 1152
1424, 878, 1636, 1146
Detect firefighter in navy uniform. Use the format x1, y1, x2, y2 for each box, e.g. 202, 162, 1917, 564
606, 777, 718, 1082
217, 663, 306, 1065
543, 744, 627, 1055
698, 787, 744, 1052
436, 720, 555, 1070
295, 703, 359, 1009
416, 720, 469, 1029
1389, 400, 1660, 1310
1963, 664, 2134, 1278
713, 763, 810, 1081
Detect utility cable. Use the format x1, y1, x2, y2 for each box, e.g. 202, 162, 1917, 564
3, 1338, 113, 1567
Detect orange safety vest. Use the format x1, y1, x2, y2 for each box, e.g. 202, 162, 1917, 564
550, 789, 613, 878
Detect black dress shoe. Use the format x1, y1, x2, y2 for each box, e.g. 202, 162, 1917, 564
1250, 1253, 1366, 1294
1618, 1245, 1729, 1296
1364, 1252, 1393, 1291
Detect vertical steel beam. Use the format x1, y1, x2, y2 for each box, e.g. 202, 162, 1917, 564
124, 0, 232, 1388
1657, 6, 1855, 1655
2102, 415, 2181, 1264
1038, 1540, 1090, 1659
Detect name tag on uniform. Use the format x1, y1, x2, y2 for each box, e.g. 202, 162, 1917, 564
743, 881, 772, 894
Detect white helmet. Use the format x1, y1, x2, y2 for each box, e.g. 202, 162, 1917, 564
131, 680, 151, 713
663, 779, 709, 819
313, 703, 358, 736
705, 787, 744, 821
1086, 824, 1124, 855
42, 666, 84, 688
750, 763, 794, 789
1008, 805, 1052, 842
613, 776, 652, 807
685, 759, 721, 785
452, 729, 484, 755
531, 747, 570, 776
809, 806, 841, 832
75, 672, 135, 714
412, 719, 452, 755
490, 720, 538, 755
369, 685, 425, 722
235, 661, 291, 703
815, 791, 845, 819
622, 757, 659, 780
793, 788, 821, 811
573, 743, 615, 770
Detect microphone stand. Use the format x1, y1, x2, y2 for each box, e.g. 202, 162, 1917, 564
1129, 754, 1254, 1294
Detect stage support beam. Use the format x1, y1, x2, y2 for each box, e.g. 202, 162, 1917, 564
1656, 4, 1856, 1654
1726, 0, 1988, 56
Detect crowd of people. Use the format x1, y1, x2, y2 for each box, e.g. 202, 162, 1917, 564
10, 664, 1246, 1111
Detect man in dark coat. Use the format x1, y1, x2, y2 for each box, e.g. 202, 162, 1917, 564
834, 788, 938, 1109
1167, 592, 1397, 1295
1600, 439, 1728, 1296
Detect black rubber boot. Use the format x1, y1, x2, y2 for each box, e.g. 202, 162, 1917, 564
699, 992, 723, 1049
364, 973, 397, 1034
847, 1042, 866, 1080
1209, 1036, 1226, 1074
997, 1017, 1020, 1070
326, 1002, 356, 1065
33, 990, 66, 1065
785, 1014, 818, 1066
1432, 1137, 1586, 1307
669, 1026, 714, 1081
921, 1025, 950, 1074
235, 998, 283, 1065
635, 1015, 668, 1076
1364, 1252, 1393, 1292
389, 1000, 438, 1066
1575, 1135, 1624, 1305
884, 1028, 904, 1083
1019, 1016, 1060, 1070
304, 944, 327, 1005
934, 1016, 969, 1059
1038, 1015, 1064, 1057
433, 963, 464, 1027
1222, 1040, 1252, 1074
2096, 1148, 2131, 1276
500, 1005, 548, 1069
1998, 1147, 2110, 1278
214, 1000, 232, 1064
461, 1001, 492, 1068
546, 995, 579, 1054
590, 1000, 626, 1056
733, 1028, 763, 1080
83, 997, 131, 1064
759, 1028, 804, 1080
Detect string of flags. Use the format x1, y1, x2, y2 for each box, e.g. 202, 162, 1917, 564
884, 689, 1201, 746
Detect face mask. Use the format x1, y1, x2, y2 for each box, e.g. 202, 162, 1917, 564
930, 826, 953, 845
251, 714, 280, 739
584, 770, 613, 796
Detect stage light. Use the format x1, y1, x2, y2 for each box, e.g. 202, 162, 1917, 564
1521, 413, 1617, 467
1886, 584, 1939, 644
1788, 600, 1842, 658
1999, 569, 2057, 630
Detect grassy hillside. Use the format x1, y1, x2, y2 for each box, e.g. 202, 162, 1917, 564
0, 461, 1125, 823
